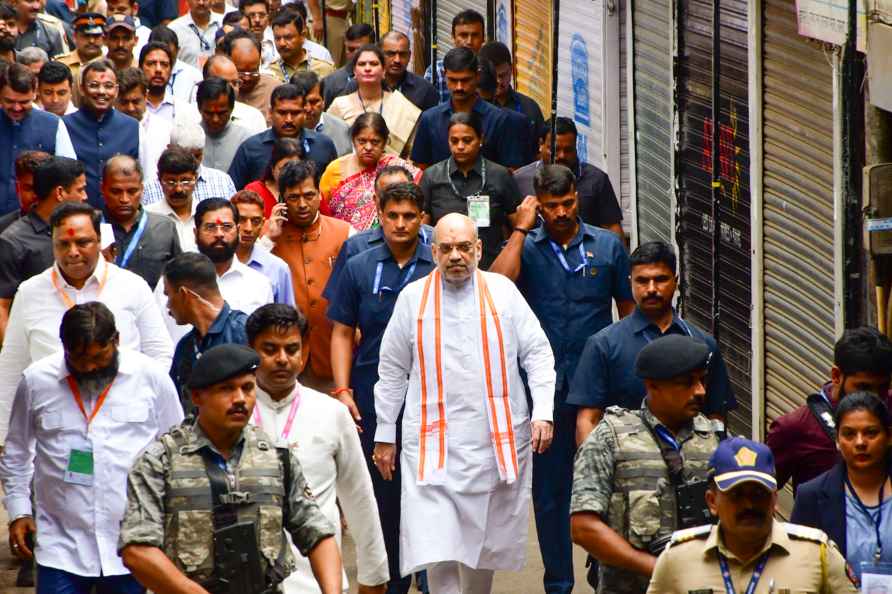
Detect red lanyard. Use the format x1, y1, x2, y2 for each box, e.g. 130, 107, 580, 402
253, 388, 302, 441
66, 376, 114, 429
51, 264, 109, 309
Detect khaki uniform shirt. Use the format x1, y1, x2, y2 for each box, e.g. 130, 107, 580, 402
646, 521, 859, 594
268, 52, 335, 82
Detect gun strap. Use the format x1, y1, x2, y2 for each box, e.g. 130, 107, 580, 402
638, 412, 687, 486
806, 392, 838, 443
200, 448, 238, 529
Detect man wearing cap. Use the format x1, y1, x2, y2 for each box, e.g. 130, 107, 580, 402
106, 14, 138, 70
119, 343, 344, 594
646, 437, 858, 593
57, 13, 106, 101
570, 334, 724, 594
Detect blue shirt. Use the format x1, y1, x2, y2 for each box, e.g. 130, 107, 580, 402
64, 108, 139, 209
169, 302, 249, 407
245, 244, 296, 307
227, 129, 337, 191
567, 307, 736, 416
326, 241, 435, 420
410, 97, 529, 168
845, 491, 892, 580
321, 224, 433, 301
517, 221, 632, 391
423, 60, 448, 103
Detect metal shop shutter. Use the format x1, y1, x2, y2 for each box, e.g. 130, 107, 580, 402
513, 0, 552, 113
632, 0, 674, 245
618, 0, 631, 226
761, 0, 835, 427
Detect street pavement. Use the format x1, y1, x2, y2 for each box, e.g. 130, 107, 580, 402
0, 505, 590, 593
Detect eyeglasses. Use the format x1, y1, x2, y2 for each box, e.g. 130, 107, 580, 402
237, 71, 261, 80
85, 82, 118, 92
437, 242, 474, 254
200, 222, 237, 233
161, 179, 196, 189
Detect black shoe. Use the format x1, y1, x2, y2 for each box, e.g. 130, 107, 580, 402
15, 560, 35, 587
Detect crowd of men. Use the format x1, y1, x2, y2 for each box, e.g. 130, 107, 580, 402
0, 0, 884, 593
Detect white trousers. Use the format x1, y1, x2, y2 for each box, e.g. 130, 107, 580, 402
427, 562, 495, 594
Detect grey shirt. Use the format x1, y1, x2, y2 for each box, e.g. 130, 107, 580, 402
203, 122, 254, 173
0, 212, 53, 299
315, 113, 352, 157
108, 210, 182, 290
15, 18, 65, 58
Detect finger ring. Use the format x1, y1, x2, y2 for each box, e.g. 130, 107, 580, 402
12, 544, 18, 549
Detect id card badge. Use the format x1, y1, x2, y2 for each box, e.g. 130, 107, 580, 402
467, 195, 490, 228
63, 436, 94, 487
860, 561, 892, 593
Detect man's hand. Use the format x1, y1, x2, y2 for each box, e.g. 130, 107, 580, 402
514, 195, 539, 232
9, 516, 35, 560
265, 203, 287, 241
531, 420, 554, 454
358, 584, 387, 594
312, 18, 324, 42
333, 389, 362, 432
101, 242, 117, 263
373, 443, 396, 481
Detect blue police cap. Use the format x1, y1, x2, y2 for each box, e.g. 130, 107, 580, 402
634, 334, 711, 380
708, 437, 777, 492
187, 344, 260, 390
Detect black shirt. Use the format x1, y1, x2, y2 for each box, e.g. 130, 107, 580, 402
499, 88, 546, 155
0, 211, 53, 299
108, 210, 182, 290
321, 66, 353, 109
513, 160, 623, 227
0, 210, 21, 235
420, 156, 522, 269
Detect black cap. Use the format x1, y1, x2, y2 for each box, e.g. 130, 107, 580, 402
634, 334, 711, 380
187, 344, 260, 390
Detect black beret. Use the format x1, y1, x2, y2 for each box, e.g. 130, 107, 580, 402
187, 344, 260, 390
634, 335, 711, 380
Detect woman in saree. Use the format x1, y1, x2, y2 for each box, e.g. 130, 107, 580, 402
319, 112, 420, 231
326, 44, 421, 158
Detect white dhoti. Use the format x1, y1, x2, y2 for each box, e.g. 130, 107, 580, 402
375, 270, 556, 578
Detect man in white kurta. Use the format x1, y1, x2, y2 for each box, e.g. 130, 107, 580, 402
246, 303, 389, 594
373, 214, 556, 594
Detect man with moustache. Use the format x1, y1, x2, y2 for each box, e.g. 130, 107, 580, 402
645, 438, 857, 593
423, 10, 485, 103
0, 3, 18, 63
0, 302, 183, 593
201, 54, 268, 135
100, 155, 181, 290
268, 11, 334, 82
570, 335, 724, 594
36, 61, 76, 116
105, 14, 138, 70
570, 241, 736, 444
146, 26, 204, 104
144, 146, 203, 252
14, 0, 66, 58
139, 41, 190, 125
116, 67, 172, 184
489, 164, 634, 594
167, 0, 221, 68
220, 29, 279, 121
57, 13, 106, 100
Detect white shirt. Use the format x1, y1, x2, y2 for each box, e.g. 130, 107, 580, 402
168, 12, 222, 68
0, 349, 183, 577
261, 27, 279, 68
217, 258, 274, 315
54, 119, 77, 159
304, 39, 333, 63
144, 196, 198, 252
139, 112, 172, 184
0, 257, 175, 442
253, 385, 389, 593
169, 59, 204, 104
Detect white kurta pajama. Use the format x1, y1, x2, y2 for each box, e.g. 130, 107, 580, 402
375, 270, 556, 577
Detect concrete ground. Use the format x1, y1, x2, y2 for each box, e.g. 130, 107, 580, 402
0, 506, 589, 594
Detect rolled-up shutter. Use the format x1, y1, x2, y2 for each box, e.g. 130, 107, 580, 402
632, 0, 674, 245
513, 0, 552, 113
761, 0, 835, 427
618, 0, 631, 224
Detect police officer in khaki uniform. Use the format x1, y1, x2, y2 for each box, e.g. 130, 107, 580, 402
647, 437, 858, 594
118, 344, 344, 594
57, 13, 105, 105
570, 335, 724, 594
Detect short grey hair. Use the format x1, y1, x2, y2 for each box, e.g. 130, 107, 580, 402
170, 123, 206, 150
17, 47, 48, 66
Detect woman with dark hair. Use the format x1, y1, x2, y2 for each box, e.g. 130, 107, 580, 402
791, 392, 892, 586
325, 44, 420, 157
244, 137, 304, 216
318, 112, 419, 230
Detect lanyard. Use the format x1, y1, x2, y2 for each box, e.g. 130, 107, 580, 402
718, 551, 770, 594
51, 264, 109, 309
116, 210, 148, 268
447, 157, 486, 199
358, 91, 384, 114
420, 227, 428, 244
252, 389, 302, 442
845, 474, 886, 561
66, 375, 114, 430
373, 260, 417, 295
188, 23, 212, 52
548, 240, 586, 274
653, 424, 682, 452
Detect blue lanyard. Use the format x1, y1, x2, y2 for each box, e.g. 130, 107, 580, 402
718, 551, 769, 594
188, 23, 212, 52
420, 227, 428, 245
845, 475, 886, 561
548, 240, 586, 274
372, 260, 417, 295
653, 424, 681, 452
116, 210, 148, 268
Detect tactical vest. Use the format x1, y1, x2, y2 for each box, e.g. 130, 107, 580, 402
599, 406, 720, 594
160, 424, 295, 587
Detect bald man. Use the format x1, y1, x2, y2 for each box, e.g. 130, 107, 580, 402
201, 55, 268, 134
225, 34, 279, 120
101, 155, 182, 289
373, 213, 556, 594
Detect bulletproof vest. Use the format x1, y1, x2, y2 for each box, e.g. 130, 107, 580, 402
598, 406, 720, 594
160, 424, 295, 587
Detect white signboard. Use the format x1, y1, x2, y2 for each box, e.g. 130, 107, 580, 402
796, 0, 868, 50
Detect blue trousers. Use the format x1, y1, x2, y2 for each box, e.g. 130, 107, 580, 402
532, 404, 577, 594
37, 565, 145, 594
